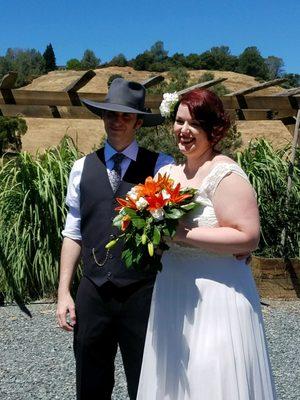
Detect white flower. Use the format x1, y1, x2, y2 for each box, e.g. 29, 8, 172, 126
150, 208, 165, 220
136, 197, 149, 210
161, 189, 171, 200
159, 92, 180, 117
127, 188, 139, 201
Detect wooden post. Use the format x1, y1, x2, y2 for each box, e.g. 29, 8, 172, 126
0, 72, 18, 104
226, 78, 287, 96
274, 87, 300, 97
177, 78, 227, 96
141, 75, 164, 88
64, 70, 96, 106
226, 78, 288, 120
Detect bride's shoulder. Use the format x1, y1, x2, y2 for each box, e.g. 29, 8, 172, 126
210, 154, 238, 168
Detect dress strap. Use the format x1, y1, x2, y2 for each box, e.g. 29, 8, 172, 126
203, 162, 250, 197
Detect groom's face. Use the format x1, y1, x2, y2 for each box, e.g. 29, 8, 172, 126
103, 110, 143, 149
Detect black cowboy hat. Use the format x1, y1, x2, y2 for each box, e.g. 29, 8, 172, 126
80, 78, 164, 127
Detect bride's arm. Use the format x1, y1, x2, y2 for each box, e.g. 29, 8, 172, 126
174, 173, 260, 254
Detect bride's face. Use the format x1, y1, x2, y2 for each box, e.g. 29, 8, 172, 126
173, 104, 211, 157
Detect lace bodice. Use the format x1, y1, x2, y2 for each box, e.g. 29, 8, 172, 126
163, 162, 250, 229
160, 162, 251, 258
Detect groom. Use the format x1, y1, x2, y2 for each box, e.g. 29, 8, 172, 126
56, 78, 173, 400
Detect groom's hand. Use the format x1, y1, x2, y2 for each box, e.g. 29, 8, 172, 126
56, 292, 76, 332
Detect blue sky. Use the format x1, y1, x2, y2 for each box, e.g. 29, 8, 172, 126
0, 0, 299, 73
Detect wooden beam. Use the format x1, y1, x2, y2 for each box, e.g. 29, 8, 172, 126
3, 91, 295, 109
274, 87, 300, 97
177, 78, 227, 95
63, 70, 96, 92
226, 78, 287, 96
0, 72, 18, 104
141, 75, 164, 88
63, 70, 96, 106
0, 72, 18, 89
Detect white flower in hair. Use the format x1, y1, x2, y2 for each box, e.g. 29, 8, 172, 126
159, 92, 180, 118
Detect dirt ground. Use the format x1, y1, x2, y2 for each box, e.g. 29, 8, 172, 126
21, 118, 293, 155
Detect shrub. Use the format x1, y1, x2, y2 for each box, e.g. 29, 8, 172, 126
0, 136, 82, 301
0, 116, 27, 155
237, 139, 300, 258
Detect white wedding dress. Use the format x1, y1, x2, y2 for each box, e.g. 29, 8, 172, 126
137, 163, 276, 400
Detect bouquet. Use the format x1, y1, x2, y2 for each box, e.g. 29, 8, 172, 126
106, 173, 198, 272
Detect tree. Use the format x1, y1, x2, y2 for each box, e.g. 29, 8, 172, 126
0, 56, 13, 81
264, 56, 284, 79
237, 47, 269, 80
184, 53, 202, 69
280, 73, 300, 89
133, 41, 169, 71
149, 41, 168, 62
109, 53, 128, 67
66, 58, 82, 70
0, 116, 27, 155
15, 49, 46, 86
132, 51, 154, 71
81, 49, 100, 70
43, 43, 56, 72
199, 51, 216, 70
2, 48, 46, 87
209, 46, 238, 71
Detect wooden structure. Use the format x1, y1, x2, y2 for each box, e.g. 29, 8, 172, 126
0, 71, 299, 126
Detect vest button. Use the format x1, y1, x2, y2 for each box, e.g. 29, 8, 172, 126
107, 272, 112, 277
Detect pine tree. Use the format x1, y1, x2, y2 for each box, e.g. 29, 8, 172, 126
81, 49, 100, 70
43, 43, 56, 72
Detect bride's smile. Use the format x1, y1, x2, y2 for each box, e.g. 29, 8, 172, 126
174, 104, 212, 157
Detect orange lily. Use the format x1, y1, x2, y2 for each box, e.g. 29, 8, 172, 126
167, 183, 193, 204
146, 192, 168, 211
115, 196, 137, 211
156, 173, 174, 191
135, 176, 160, 198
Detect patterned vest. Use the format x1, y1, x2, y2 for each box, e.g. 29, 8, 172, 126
80, 147, 159, 287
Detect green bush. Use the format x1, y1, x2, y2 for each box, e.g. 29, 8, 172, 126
0, 136, 82, 301
0, 116, 27, 155
237, 139, 300, 258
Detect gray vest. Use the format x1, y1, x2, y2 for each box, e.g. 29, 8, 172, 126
80, 147, 159, 287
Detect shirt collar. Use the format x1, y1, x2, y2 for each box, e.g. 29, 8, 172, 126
104, 140, 139, 163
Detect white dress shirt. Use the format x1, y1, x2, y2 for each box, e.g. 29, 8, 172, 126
62, 140, 174, 241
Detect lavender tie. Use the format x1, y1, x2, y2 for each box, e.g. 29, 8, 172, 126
109, 153, 125, 192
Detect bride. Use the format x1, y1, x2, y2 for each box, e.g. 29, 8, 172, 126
137, 89, 277, 399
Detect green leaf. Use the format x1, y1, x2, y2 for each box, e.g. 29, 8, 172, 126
162, 220, 178, 238
124, 207, 137, 217
165, 208, 184, 219
122, 249, 133, 269
152, 226, 161, 245
180, 202, 198, 211
131, 217, 146, 229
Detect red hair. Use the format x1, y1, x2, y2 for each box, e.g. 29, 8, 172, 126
174, 89, 230, 144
